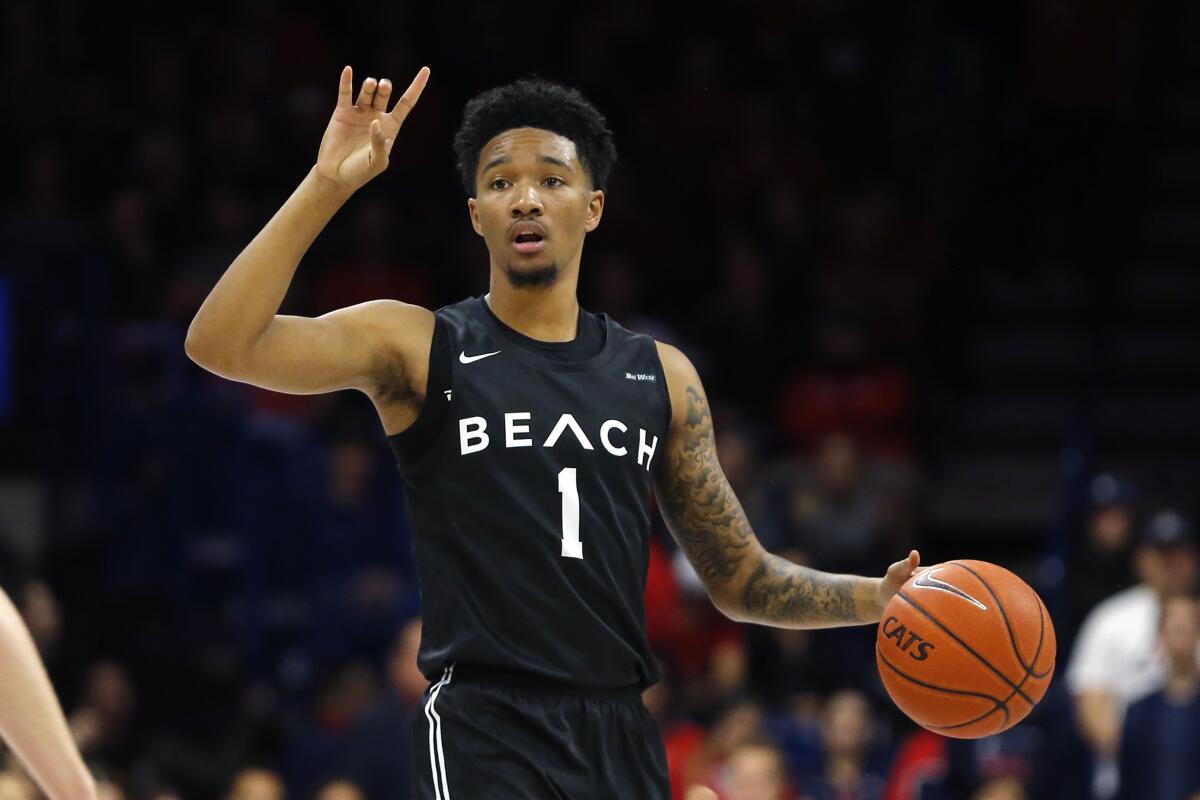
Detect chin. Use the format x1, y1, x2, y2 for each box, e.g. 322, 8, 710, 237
504, 261, 561, 289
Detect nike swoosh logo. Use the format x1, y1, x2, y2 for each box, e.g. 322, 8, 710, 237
913, 568, 988, 611
458, 350, 501, 364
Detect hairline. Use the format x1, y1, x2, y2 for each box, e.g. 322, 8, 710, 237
472, 126, 596, 191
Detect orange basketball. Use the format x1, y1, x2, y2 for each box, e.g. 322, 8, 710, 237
876, 560, 1056, 739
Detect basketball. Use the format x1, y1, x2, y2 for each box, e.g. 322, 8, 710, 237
876, 560, 1056, 739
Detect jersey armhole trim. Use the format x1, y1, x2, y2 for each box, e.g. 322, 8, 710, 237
649, 339, 674, 439
388, 313, 450, 469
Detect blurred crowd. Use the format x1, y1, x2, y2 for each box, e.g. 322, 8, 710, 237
1, 0, 1196, 799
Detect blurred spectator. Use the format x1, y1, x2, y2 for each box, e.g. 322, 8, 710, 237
678, 700, 767, 793
644, 536, 689, 660
1065, 474, 1139, 635
314, 779, 365, 800
13, 578, 76, 694
16, 579, 61, 656
883, 729, 947, 800
1067, 509, 1199, 798
68, 661, 140, 774
331, 618, 425, 800
776, 307, 914, 459
701, 233, 778, 411
0, 771, 36, 800
95, 777, 127, 800
714, 409, 764, 499
1116, 594, 1200, 800
287, 660, 379, 793
971, 776, 1027, 800
643, 655, 713, 800
941, 720, 1046, 800
311, 198, 433, 313
659, 544, 748, 715
226, 767, 285, 800
309, 439, 416, 668
799, 690, 887, 800
719, 737, 793, 800
753, 433, 915, 574
746, 623, 840, 713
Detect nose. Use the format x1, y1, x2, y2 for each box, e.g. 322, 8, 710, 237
510, 183, 543, 217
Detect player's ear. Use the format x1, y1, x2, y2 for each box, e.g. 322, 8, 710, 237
467, 197, 483, 236
583, 189, 604, 233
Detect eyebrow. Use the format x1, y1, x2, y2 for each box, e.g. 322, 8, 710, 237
480, 155, 573, 173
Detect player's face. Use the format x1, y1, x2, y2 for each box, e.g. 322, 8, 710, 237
468, 127, 604, 288
1161, 597, 1200, 663
1139, 544, 1199, 593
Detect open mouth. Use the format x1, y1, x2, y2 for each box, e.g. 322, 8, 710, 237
510, 224, 547, 254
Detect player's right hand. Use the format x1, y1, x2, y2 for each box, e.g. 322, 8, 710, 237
315, 65, 430, 192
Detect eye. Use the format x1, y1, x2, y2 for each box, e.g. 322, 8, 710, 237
544, 176, 564, 187
490, 178, 511, 190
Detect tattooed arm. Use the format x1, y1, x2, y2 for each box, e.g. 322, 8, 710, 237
653, 343, 920, 628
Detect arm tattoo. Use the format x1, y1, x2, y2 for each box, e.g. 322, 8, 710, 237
656, 382, 865, 627
741, 554, 859, 625
656, 385, 753, 586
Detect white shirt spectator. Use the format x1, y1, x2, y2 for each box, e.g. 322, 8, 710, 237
1065, 585, 1200, 712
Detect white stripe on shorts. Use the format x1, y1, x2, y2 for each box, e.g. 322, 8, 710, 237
423, 665, 455, 800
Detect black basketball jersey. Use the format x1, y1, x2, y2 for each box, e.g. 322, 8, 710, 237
387, 296, 671, 688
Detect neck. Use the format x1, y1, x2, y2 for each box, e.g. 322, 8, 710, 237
486, 264, 582, 342
827, 755, 863, 789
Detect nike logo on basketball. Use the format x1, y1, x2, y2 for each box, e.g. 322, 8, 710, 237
913, 568, 988, 611
459, 350, 501, 364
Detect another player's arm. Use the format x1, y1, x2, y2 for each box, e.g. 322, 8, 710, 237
0, 588, 96, 800
186, 67, 434, 414
654, 343, 920, 628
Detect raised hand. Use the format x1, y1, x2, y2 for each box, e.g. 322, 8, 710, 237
315, 65, 430, 192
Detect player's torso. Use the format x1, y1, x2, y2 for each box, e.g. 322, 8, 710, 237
389, 297, 671, 688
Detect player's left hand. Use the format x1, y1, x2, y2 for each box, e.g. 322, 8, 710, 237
874, 550, 923, 618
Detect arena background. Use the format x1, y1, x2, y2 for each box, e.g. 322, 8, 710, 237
2, 1, 1199, 798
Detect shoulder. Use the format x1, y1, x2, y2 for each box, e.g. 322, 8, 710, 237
326, 299, 435, 340
654, 341, 705, 430
654, 340, 695, 377
308, 300, 436, 378
1086, 585, 1157, 629
1068, 586, 1156, 676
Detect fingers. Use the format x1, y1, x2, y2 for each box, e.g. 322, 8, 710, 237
684, 788, 718, 800
341, 66, 428, 121
373, 78, 392, 111
887, 550, 921, 582
336, 65, 353, 108
369, 119, 387, 169
356, 76, 378, 108
389, 66, 431, 124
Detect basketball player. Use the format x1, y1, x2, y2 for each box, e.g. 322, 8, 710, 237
185, 66, 922, 798
0, 586, 96, 800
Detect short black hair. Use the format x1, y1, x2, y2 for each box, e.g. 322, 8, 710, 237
453, 76, 618, 195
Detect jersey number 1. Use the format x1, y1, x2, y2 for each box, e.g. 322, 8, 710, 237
558, 467, 583, 559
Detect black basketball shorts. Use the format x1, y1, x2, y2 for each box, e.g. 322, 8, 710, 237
412, 664, 671, 799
